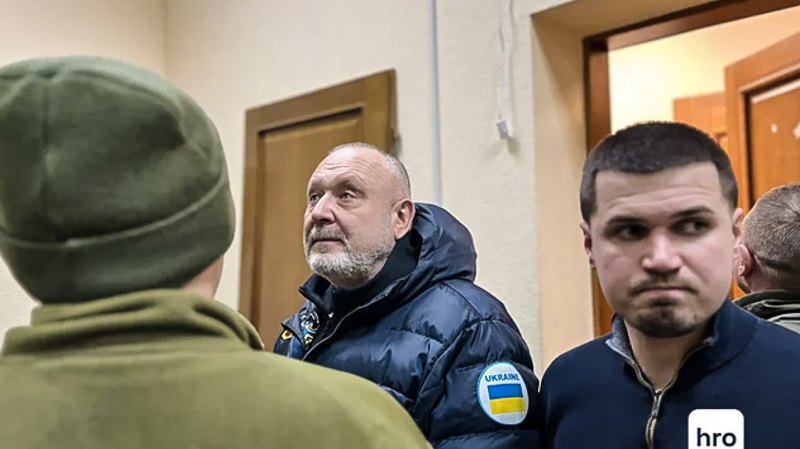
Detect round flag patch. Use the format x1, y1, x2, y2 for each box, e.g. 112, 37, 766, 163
476, 362, 529, 425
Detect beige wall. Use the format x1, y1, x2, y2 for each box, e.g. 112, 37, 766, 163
0, 0, 166, 346
610, 5, 800, 131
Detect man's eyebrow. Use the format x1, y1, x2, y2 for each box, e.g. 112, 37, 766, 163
339, 176, 365, 190
307, 174, 366, 192
605, 215, 644, 226
604, 206, 715, 224
306, 177, 321, 193
671, 206, 714, 219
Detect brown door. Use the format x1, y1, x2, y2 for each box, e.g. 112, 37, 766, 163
240, 71, 395, 345
726, 31, 800, 212
673, 92, 729, 152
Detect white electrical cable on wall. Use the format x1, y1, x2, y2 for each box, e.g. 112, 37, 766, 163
428, 0, 443, 204
496, 0, 514, 140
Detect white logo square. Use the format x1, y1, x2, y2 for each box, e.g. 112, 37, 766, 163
688, 409, 744, 449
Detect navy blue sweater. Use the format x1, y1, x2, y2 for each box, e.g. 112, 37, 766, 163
540, 299, 800, 448
275, 203, 540, 449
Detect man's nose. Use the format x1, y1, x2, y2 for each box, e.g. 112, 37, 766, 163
642, 233, 681, 275
308, 194, 336, 224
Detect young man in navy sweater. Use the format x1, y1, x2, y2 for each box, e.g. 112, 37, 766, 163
540, 122, 800, 449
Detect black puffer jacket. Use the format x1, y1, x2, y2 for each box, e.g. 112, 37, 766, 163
274, 203, 540, 449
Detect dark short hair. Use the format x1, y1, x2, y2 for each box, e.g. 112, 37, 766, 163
579, 122, 738, 222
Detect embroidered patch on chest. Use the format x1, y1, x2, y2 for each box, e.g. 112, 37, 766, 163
300, 310, 320, 347
476, 362, 529, 425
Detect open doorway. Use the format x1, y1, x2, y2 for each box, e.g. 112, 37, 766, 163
585, 0, 800, 336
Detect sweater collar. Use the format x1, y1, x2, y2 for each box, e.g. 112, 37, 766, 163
2, 289, 264, 355
606, 299, 758, 376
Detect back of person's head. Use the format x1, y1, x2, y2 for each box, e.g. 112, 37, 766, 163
0, 56, 234, 303
742, 183, 800, 290
579, 121, 738, 222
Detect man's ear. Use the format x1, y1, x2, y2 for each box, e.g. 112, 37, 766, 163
734, 239, 755, 297
734, 242, 753, 277
732, 207, 744, 244
580, 221, 595, 267
393, 199, 415, 239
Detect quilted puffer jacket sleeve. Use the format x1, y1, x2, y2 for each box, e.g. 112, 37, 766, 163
412, 318, 541, 449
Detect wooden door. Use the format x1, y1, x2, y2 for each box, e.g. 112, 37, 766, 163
748, 86, 800, 199
673, 92, 729, 151
726, 31, 800, 211
240, 71, 395, 344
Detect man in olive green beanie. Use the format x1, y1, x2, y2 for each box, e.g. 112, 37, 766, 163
0, 56, 430, 449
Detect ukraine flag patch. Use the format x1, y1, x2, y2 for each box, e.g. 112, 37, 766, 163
477, 362, 529, 425
488, 383, 525, 414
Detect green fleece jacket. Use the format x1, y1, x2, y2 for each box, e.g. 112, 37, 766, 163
0, 290, 430, 449
737, 289, 800, 334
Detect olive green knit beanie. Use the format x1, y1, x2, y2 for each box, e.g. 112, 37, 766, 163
0, 56, 235, 303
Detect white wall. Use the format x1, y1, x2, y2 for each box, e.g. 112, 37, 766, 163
610, 5, 800, 131
0, 0, 166, 345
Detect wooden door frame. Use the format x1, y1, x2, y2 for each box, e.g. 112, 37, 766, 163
239, 71, 396, 322
725, 30, 800, 211
584, 0, 800, 336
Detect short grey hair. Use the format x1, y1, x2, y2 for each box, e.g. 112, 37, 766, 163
743, 182, 800, 289
330, 142, 411, 198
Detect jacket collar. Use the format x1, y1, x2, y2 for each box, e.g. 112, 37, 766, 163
736, 289, 800, 308
2, 289, 264, 355
736, 289, 800, 324
299, 232, 418, 317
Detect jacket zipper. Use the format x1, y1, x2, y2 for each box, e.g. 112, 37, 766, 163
302, 292, 389, 361
626, 342, 710, 449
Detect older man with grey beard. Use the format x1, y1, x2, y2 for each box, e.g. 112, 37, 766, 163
274, 143, 540, 449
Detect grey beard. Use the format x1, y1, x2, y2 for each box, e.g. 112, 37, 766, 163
307, 246, 392, 287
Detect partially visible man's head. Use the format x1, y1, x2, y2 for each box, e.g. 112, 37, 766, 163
0, 56, 234, 302
580, 122, 742, 339
303, 143, 415, 289
736, 183, 800, 293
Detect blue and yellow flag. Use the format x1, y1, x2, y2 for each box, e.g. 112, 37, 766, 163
487, 383, 525, 414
